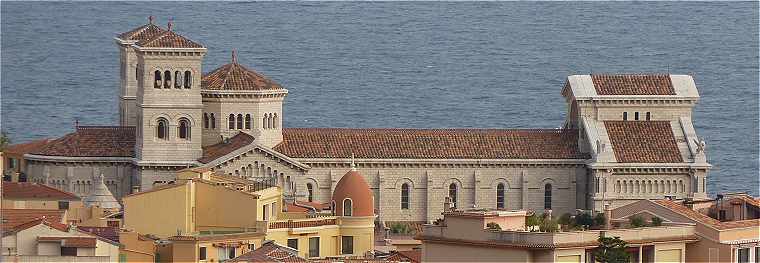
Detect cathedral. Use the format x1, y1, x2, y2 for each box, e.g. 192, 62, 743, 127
12, 18, 712, 222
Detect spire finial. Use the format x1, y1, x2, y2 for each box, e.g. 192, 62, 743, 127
148, 16, 154, 25
350, 153, 357, 171
167, 19, 173, 31
232, 50, 237, 64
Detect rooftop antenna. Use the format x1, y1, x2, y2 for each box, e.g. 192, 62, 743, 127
167, 18, 173, 31
148, 15, 154, 25
231, 49, 238, 64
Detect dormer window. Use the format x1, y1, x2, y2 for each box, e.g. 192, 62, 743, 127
154, 71, 162, 89
163, 70, 172, 89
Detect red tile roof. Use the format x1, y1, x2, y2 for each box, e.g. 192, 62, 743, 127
3, 139, 51, 155
32, 126, 135, 158
654, 200, 760, 230
136, 29, 203, 48
2, 217, 70, 236
202, 54, 283, 91
199, 132, 255, 163
285, 201, 330, 213
604, 121, 683, 163
2, 182, 80, 200
274, 128, 587, 160
269, 219, 337, 229
228, 240, 306, 262
78, 226, 119, 243
591, 74, 676, 95
0, 209, 65, 231
117, 22, 166, 42
38, 236, 97, 248
386, 250, 421, 263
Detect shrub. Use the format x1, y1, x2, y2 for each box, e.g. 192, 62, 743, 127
558, 213, 574, 226
594, 236, 630, 263
389, 222, 412, 234
629, 216, 645, 228
651, 216, 663, 226
526, 213, 541, 227
594, 213, 606, 227
575, 212, 594, 228
486, 222, 501, 230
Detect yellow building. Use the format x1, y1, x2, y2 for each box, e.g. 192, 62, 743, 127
122, 166, 376, 261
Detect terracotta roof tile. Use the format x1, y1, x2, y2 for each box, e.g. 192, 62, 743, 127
77, 226, 119, 243
2, 182, 79, 200
605, 121, 683, 163
274, 128, 588, 160
117, 23, 166, 42
0, 209, 65, 231
32, 126, 135, 158
229, 240, 306, 262
269, 219, 337, 229
591, 74, 676, 95
3, 139, 51, 155
202, 57, 283, 91
136, 30, 203, 48
654, 200, 760, 230
386, 250, 421, 263
38, 236, 97, 248
3, 217, 69, 236
199, 132, 255, 163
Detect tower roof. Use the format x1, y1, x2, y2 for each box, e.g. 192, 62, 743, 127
331, 168, 374, 217
117, 16, 166, 42
202, 51, 283, 91
82, 174, 122, 210
136, 30, 204, 48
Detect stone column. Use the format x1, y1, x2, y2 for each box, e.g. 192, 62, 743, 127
425, 171, 436, 222
66, 167, 74, 193
520, 170, 528, 210
376, 171, 384, 221
473, 170, 481, 209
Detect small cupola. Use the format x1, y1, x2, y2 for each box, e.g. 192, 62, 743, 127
331, 163, 374, 217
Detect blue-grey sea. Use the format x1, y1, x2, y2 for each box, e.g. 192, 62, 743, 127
1, 2, 758, 196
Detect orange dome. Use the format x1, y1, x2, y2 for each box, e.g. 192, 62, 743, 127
332, 169, 374, 217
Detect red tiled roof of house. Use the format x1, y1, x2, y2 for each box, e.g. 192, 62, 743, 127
117, 20, 166, 42
199, 132, 255, 163
202, 53, 283, 91
285, 201, 330, 213
228, 240, 307, 262
0, 209, 65, 231
269, 219, 337, 229
3, 139, 51, 155
605, 121, 683, 163
274, 128, 588, 159
38, 236, 97, 248
78, 226, 119, 243
31, 126, 135, 158
2, 182, 79, 200
136, 28, 203, 48
2, 217, 69, 236
654, 199, 760, 230
386, 250, 422, 263
591, 74, 676, 95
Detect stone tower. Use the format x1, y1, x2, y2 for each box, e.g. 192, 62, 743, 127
132, 21, 207, 189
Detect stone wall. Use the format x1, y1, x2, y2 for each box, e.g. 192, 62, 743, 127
26, 161, 134, 198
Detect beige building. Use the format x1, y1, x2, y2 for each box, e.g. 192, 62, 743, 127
11, 18, 712, 226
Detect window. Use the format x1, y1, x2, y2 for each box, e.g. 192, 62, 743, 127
178, 118, 190, 140
248, 244, 255, 251
634, 112, 640, 120
274, 113, 278, 129
203, 113, 209, 129
184, 70, 192, 88
544, 184, 552, 209
263, 204, 270, 221
199, 247, 207, 260
61, 247, 77, 256
307, 183, 314, 202
309, 237, 320, 258
263, 115, 268, 129
229, 114, 235, 129
341, 236, 354, 255
174, 71, 182, 88
218, 247, 230, 260
228, 247, 236, 259
156, 118, 168, 140
210, 113, 216, 129
8, 158, 16, 169
496, 183, 505, 209
58, 201, 69, 210
623, 112, 628, 121
401, 183, 410, 209
245, 114, 251, 129
287, 238, 298, 250
448, 183, 458, 208
343, 199, 353, 216
755, 247, 759, 263
237, 114, 243, 129
163, 70, 171, 89
154, 70, 162, 88
646, 112, 651, 121
737, 248, 749, 263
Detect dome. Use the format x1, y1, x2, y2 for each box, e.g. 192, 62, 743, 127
331, 168, 374, 217
83, 174, 122, 211
201, 51, 283, 91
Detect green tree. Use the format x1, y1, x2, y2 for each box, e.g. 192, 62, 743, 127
593, 236, 630, 263
629, 216, 645, 228
0, 132, 10, 151
575, 212, 594, 228
651, 216, 663, 226
526, 213, 541, 230
486, 222, 501, 230
594, 213, 607, 227
558, 213, 574, 227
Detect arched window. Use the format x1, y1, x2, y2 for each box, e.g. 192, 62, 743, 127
401, 183, 410, 210
496, 183, 505, 209
203, 113, 209, 129
343, 199, 352, 216
623, 112, 628, 121
156, 118, 168, 140
448, 183, 458, 208
267, 114, 273, 129
210, 113, 216, 129
184, 70, 192, 88
273, 113, 278, 129
178, 118, 190, 140
306, 183, 314, 202
237, 114, 243, 129
544, 184, 552, 209
154, 70, 162, 89
163, 70, 172, 89
245, 114, 252, 129
174, 71, 182, 88
229, 114, 235, 129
